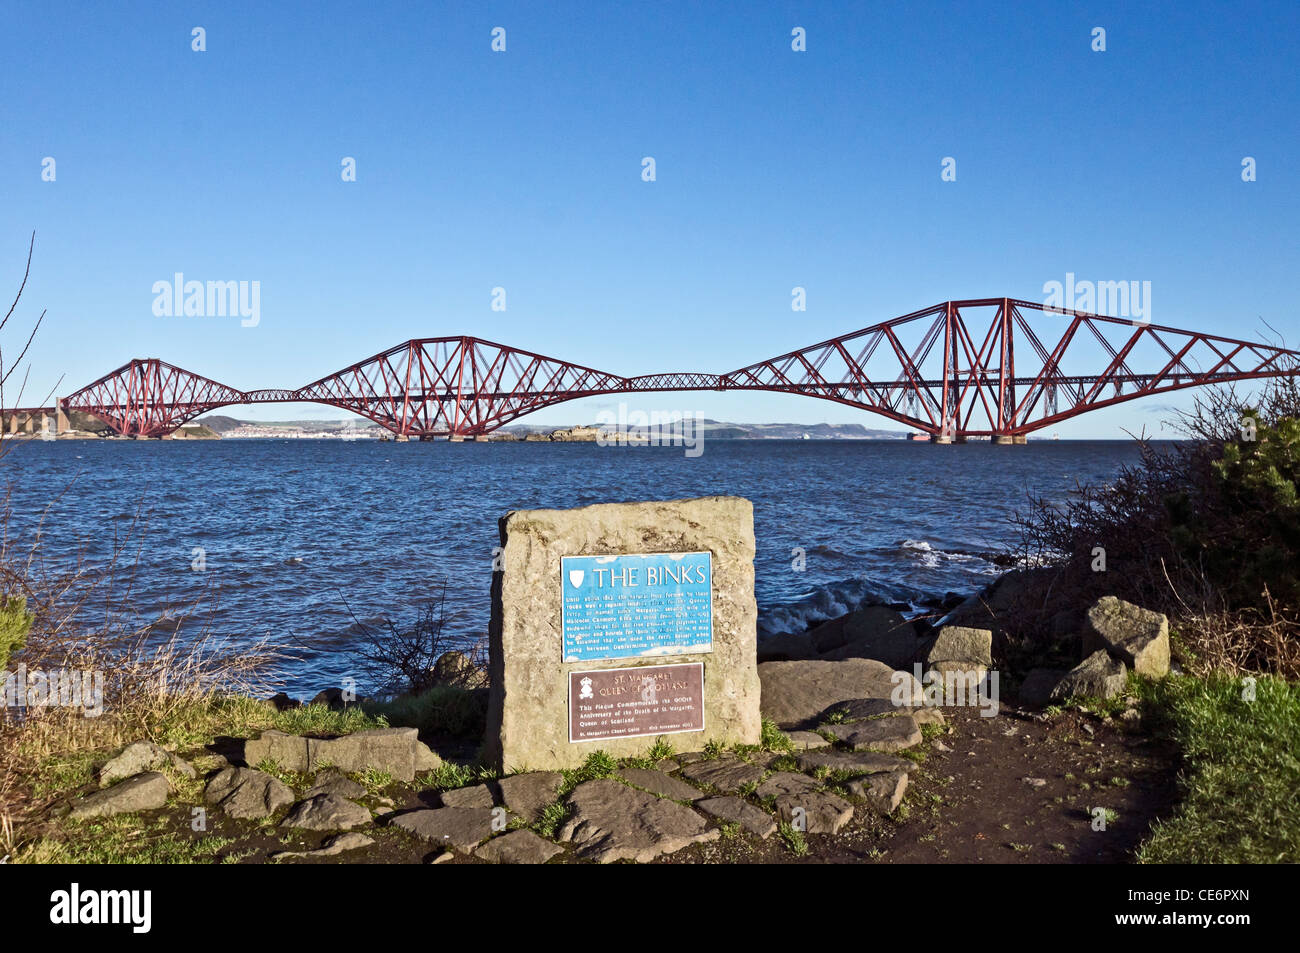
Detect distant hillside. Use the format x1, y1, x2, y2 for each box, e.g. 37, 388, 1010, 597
500, 419, 906, 439
196, 415, 243, 433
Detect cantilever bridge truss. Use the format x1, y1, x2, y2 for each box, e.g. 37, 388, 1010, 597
39, 298, 1300, 439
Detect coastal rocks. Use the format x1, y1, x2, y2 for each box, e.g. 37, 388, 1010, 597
808, 605, 917, 660
1084, 596, 1170, 678
474, 830, 563, 864
429, 650, 486, 690
678, 756, 766, 794
785, 730, 831, 751
847, 770, 909, 814
98, 741, 170, 786
494, 771, 564, 823
774, 791, 853, 834
924, 626, 993, 671
755, 771, 819, 799
557, 779, 719, 863
280, 793, 372, 831
618, 768, 706, 802
756, 631, 818, 662
71, 772, 170, 820
205, 767, 295, 820
794, 749, 911, 776
305, 769, 368, 800
271, 832, 374, 861
242, 727, 440, 782
823, 713, 922, 753
310, 687, 367, 710
695, 796, 778, 837
759, 658, 918, 728
1050, 651, 1128, 701
438, 784, 495, 809
390, 808, 496, 852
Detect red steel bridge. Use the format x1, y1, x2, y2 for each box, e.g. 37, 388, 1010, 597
12, 298, 1299, 441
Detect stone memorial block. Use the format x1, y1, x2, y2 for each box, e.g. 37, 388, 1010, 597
485, 495, 760, 771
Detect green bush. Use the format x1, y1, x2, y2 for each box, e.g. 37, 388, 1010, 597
0, 595, 33, 671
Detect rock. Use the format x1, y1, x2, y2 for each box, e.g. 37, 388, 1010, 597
846, 770, 908, 813
924, 626, 993, 667
428, 850, 454, 864
438, 784, 495, 809
678, 756, 766, 794
271, 832, 373, 860
485, 496, 760, 771
1084, 596, 1170, 678
71, 772, 169, 819
204, 767, 295, 820
430, 651, 487, 690
1051, 651, 1128, 701
823, 714, 922, 752
755, 771, 819, 799
281, 793, 372, 830
557, 779, 718, 863
815, 607, 922, 666
242, 729, 310, 772
773, 791, 854, 834
305, 769, 368, 800
756, 631, 819, 662
821, 697, 912, 722
785, 730, 831, 751
390, 808, 496, 852
927, 660, 990, 684
695, 796, 778, 837
265, 692, 300, 711
759, 659, 920, 728
1119, 708, 1143, 732
473, 829, 563, 864
167, 753, 197, 779
912, 705, 945, 726
494, 772, 563, 823
309, 727, 441, 782
1019, 668, 1068, 708
99, 741, 169, 786
618, 768, 704, 802
795, 750, 911, 776
1023, 777, 1047, 788
310, 687, 365, 710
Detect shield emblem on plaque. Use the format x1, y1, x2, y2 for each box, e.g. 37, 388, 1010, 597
568, 569, 585, 588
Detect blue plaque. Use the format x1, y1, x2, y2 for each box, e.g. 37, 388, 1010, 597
561, 552, 713, 662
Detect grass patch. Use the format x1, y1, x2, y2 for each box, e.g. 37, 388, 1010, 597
777, 821, 808, 857
760, 718, 794, 753
1136, 673, 1299, 864
365, 685, 486, 738
16, 814, 235, 864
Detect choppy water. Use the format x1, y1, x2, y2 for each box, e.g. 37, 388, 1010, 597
2, 438, 1149, 695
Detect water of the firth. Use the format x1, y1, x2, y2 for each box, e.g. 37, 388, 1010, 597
3, 439, 1149, 696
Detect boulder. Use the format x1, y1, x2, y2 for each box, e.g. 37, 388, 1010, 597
98, 741, 171, 786
473, 829, 563, 864
438, 784, 495, 809
773, 791, 854, 834
695, 796, 778, 837
1050, 651, 1128, 701
310, 687, 365, 710
815, 606, 922, 666
557, 779, 718, 863
755, 771, 819, 799
242, 729, 310, 772
785, 730, 831, 751
821, 697, 911, 722
756, 631, 818, 662
204, 767, 295, 820
265, 692, 300, 712
823, 713, 922, 752
846, 770, 909, 813
494, 772, 564, 823
304, 768, 368, 800
309, 728, 441, 782
759, 658, 920, 728
678, 756, 766, 794
618, 768, 705, 802
390, 808, 496, 852
924, 626, 993, 667
1084, 596, 1170, 678
71, 772, 169, 819
795, 750, 911, 776
280, 793, 372, 831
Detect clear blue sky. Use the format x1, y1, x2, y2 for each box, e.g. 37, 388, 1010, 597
2, 0, 1297, 436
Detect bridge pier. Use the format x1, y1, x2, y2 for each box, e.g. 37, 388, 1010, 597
993, 434, 1028, 445
930, 434, 966, 444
